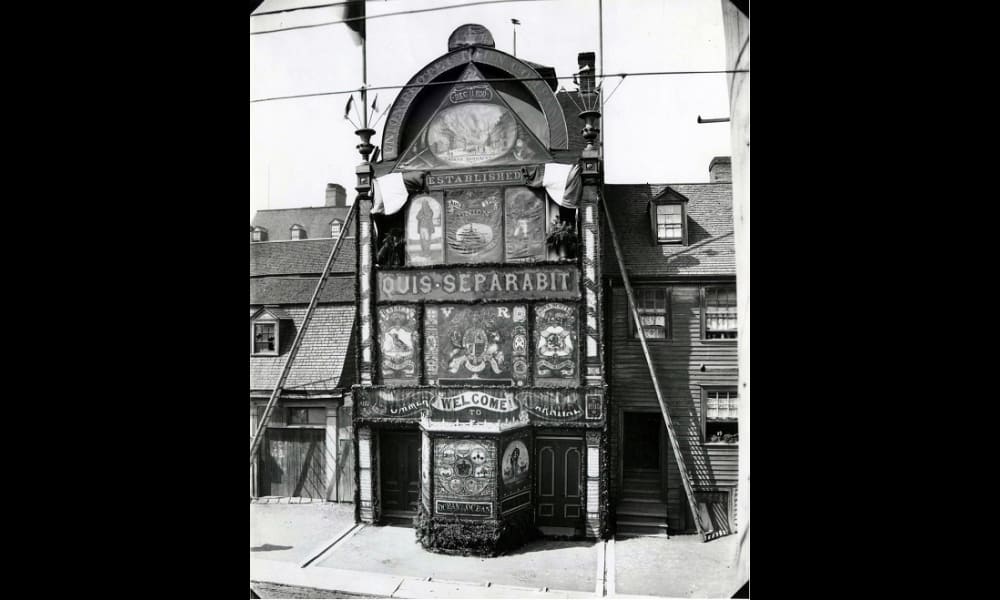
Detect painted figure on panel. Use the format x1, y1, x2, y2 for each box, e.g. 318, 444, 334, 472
405, 193, 444, 265
502, 440, 529, 485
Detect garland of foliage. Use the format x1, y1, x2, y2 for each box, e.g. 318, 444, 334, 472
415, 503, 538, 557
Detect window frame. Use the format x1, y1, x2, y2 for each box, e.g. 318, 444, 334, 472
700, 285, 738, 342
330, 219, 343, 238
701, 386, 739, 446
628, 286, 672, 341
251, 318, 279, 356
290, 224, 306, 240
648, 198, 688, 246
654, 204, 684, 244
251, 226, 268, 242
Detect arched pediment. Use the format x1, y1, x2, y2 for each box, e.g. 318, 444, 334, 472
381, 46, 568, 160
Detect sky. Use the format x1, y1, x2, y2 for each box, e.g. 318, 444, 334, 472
250, 0, 734, 221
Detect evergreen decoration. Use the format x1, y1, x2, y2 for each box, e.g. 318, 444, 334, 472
415, 503, 538, 556
546, 221, 579, 259
376, 228, 406, 267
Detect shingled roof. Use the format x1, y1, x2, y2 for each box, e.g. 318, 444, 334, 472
602, 183, 735, 278
250, 234, 356, 276
250, 275, 356, 305
251, 205, 352, 241
250, 305, 357, 392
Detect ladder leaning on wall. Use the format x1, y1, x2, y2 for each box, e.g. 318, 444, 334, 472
249, 201, 358, 468
600, 197, 709, 542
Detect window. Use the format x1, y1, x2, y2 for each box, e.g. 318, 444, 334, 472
655, 204, 683, 243
630, 288, 670, 339
253, 322, 276, 354
703, 286, 737, 339
290, 224, 306, 240
287, 407, 326, 426
251, 226, 268, 242
703, 389, 738, 444
330, 220, 342, 238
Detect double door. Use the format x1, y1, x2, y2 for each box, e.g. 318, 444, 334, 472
536, 436, 584, 534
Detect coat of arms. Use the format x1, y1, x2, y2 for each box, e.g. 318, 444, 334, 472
534, 303, 577, 380
439, 305, 514, 381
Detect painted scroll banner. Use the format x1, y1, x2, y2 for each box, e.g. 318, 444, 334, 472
504, 187, 547, 262
405, 192, 444, 266
534, 303, 579, 386
378, 306, 420, 384
445, 188, 504, 263
437, 304, 520, 384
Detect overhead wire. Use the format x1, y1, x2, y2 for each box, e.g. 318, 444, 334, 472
250, 69, 748, 104
250, 0, 546, 36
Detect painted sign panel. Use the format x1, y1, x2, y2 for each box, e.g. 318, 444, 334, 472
427, 169, 524, 189
445, 188, 504, 263
534, 303, 579, 385
434, 439, 496, 500
436, 500, 493, 516
438, 305, 520, 384
405, 193, 444, 266
378, 306, 420, 384
377, 265, 580, 302
428, 100, 517, 166
356, 387, 603, 423
359, 388, 435, 418
502, 440, 529, 487
424, 307, 439, 384
504, 187, 547, 262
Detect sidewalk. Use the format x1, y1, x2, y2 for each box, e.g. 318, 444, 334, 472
250, 502, 744, 599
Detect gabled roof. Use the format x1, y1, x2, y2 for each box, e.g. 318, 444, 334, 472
251, 306, 292, 320
251, 205, 351, 241
249, 305, 357, 392
603, 182, 735, 278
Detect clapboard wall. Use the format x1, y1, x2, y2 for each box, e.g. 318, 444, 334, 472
606, 282, 739, 533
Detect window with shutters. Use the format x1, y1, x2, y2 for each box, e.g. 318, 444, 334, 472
629, 288, 671, 340
702, 286, 737, 340
702, 388, 738, 444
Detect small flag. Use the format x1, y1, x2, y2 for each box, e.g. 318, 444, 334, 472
344, 96, 354, 120
371, 94, 379, 114
344, 0, 365, 45
511, 18, 521, 25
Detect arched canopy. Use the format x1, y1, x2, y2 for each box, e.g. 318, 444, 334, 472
380, 46, 568, 161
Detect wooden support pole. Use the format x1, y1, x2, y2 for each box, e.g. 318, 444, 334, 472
600, 198, 708, 541
250, 202, 358, 468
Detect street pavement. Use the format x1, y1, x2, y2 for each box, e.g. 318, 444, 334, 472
250, 502, 745, 598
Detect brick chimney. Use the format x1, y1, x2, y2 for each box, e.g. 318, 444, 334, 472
709, 156, 732, 183
325, 183, 347, 207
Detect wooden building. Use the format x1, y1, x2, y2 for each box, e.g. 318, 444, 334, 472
603, 159, 739, 537
249, 216, 358, 502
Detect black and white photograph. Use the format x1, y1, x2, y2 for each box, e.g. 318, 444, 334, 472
250, 1, 749, 597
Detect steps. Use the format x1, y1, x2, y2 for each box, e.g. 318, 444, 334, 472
617, 469, 669, 537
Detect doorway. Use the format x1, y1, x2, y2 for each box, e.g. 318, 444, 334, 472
617, 410, 669, 536
379, 430, 420, 523
536, 436, 584, 536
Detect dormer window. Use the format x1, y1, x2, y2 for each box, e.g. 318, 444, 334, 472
330, 220, 342, 238
251, 226, 268, 242
290, 224, 307, 240
648, 187, 689, 245
655, 205, 683, 243
251, 307, 291, 355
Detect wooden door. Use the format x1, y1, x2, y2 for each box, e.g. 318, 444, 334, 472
536, 436, 583, 531
380, 431, 420, 517
259, 428, 325, 498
